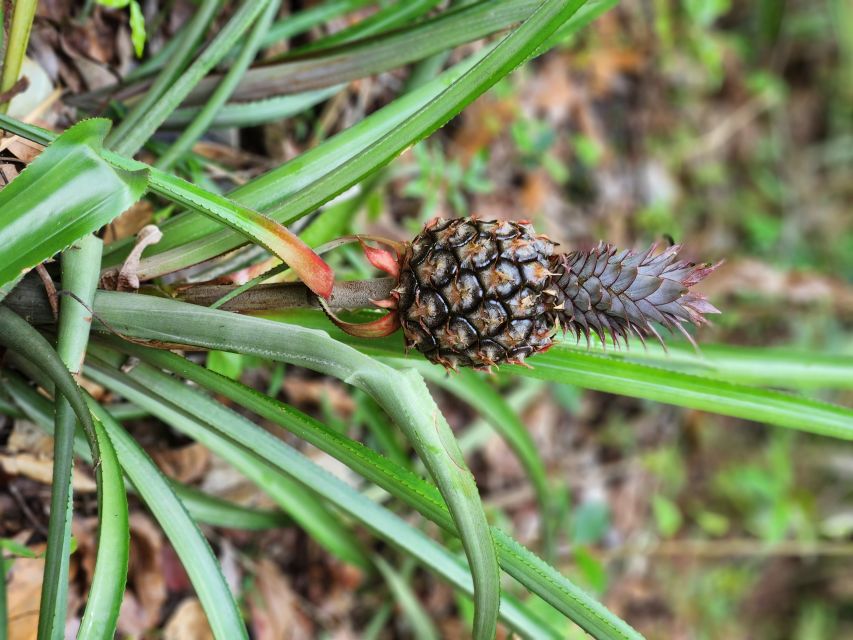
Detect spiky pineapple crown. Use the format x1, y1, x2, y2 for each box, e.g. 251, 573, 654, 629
326, 217, 721, 370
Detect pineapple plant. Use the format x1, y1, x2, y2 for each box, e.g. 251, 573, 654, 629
326, 216, 721, 369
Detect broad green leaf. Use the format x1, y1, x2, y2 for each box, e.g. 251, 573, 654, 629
0, 118, 147, 289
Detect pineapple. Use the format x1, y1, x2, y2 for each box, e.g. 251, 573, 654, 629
396, 218, 556, 369
332, 216, 721, 369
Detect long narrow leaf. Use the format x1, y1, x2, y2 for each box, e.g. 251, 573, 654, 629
374, 557, 439, 640
102, 337, 641, 640
559, 341, 853, 390
420, 368, 553, 551
104, 0, 221, 150
99, 1, 614, 278
156, 0, 280, 169
4, 374, 288, 532
82, 354, 562, 639
86, 345, 370, 570
0, 307, 104, 640
77, 421, 128, 640
161, 87, 342, 129
182, 0, 542, 103
294, 0, 443, 54
258, 309, 853, 437
108, 0, 272, 157
87, 402, 249, 639
41, 235, 109, 640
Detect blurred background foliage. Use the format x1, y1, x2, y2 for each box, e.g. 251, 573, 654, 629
1, 0, 851, 638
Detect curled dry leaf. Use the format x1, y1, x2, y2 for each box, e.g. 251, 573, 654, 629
151, 442, 210, 484
118, 513, 167, 636
163, 598, 214, 640
104, 224, 163, 292
0, 453, 97, 492
248, 558, 313, 640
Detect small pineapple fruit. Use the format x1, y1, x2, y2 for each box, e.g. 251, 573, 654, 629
330, 217, 721, 370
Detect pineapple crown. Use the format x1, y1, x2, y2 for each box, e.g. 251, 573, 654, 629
323, 217, 721, 370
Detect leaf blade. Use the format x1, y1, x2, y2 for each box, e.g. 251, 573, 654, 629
0, 119, 147, 289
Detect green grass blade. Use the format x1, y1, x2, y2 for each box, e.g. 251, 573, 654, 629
77, 420, 129, 640
0, 118, 147, 289
0, 0, 38, 113
161, 87, 342, 129
295, 0, 443, 54
85, 347, 371, 570
109, 0, 272, 157
85, 401, 249, 639
83, 352, 561, 639
156, 0, 280, 169
89, 291, 500, 640
104, 0, 221, 151
374, 557, 439, 640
